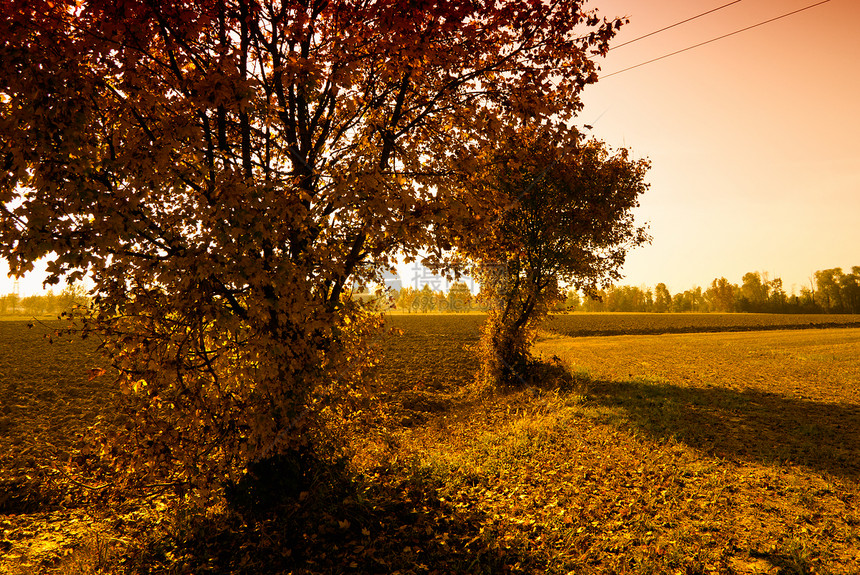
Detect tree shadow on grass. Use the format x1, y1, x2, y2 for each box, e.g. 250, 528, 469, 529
120, 464, 545, 575
585, 377, 860, 482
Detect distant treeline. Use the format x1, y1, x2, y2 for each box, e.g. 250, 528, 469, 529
0, 286, 89, 316
386, 267, 860, 314
10, 268, 859, 316
570, 267, 859, 314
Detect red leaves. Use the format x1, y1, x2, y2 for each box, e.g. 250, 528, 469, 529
0, 0, 632, 497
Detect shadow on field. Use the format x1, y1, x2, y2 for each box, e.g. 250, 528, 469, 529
123, 466, 542, 575
586, 378, 860, 481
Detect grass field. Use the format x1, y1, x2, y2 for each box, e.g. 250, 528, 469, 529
1, 315, 859, 573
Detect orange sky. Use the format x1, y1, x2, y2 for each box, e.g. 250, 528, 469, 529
3, 0, 858, 297
579, 0, 860, 294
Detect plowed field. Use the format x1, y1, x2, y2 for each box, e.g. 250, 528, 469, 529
2, 315, 859, 574
544, 312, 860, 336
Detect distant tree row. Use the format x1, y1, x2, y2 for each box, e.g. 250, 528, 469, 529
16, 270, 855, 317
388, 282, 476, 313
382, 268, 860, 314
0, 286, 89, 316
560, 268, 860, 314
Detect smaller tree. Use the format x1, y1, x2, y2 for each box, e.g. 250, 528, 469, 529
606, 285, 647, 312
565, 290, 582, 312
797, 285, 820, 312
581, 289, 607, 312
460, 126, 650, 386
739, 272, 770, 312
447, 281, 473, 313
815, 268, 845, 312
706, 277, 738, 313
4, 294, 19, 315
840, 268, 860, 314
671, 287, 705, 313
653, 283, 672, 313
766, 277, 787, 312
396, 287, 417, 312
417, 284, 436, 313
643, 288, 654, 312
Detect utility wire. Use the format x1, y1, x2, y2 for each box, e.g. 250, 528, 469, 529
602, 0, 832, 79
610, 0, 744, 51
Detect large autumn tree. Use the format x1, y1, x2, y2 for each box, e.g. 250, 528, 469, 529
460, 126, 650, 386
0, 0, 623, 492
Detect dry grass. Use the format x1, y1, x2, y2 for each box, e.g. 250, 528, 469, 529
363, 319, 860, 574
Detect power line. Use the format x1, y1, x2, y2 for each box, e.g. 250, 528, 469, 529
610, 1, 744, 51
601, 0, 832, 79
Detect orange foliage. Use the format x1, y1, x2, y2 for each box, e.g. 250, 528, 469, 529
461, 126, 650, 386
0, 0, 624, 493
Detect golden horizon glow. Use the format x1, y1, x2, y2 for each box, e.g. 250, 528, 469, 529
580, 0, 860, 293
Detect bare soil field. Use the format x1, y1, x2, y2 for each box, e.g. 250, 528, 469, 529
545, 312, 860, 337
0, 321, 119, 572
1, 315, 859, 573
0, 321, 112, 504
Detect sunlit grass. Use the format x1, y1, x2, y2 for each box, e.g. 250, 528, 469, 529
361, 321, 860, 573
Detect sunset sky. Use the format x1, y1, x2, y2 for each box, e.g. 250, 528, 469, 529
2, 0, 858, 297
577, 0, 860, 294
